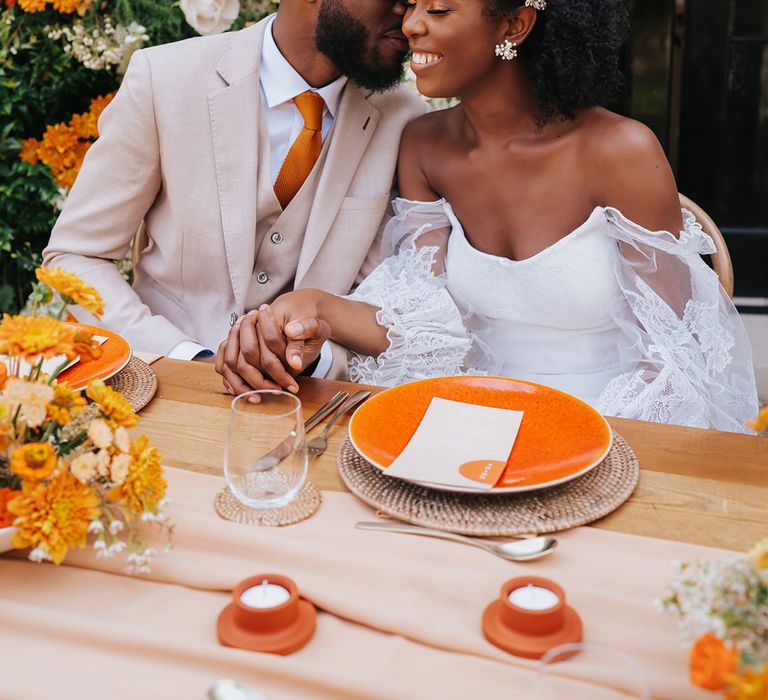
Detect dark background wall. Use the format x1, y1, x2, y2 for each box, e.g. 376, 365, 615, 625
620, 0, 768, 302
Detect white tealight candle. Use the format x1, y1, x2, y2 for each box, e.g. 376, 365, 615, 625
240, 579, 291, 609
507, 583, 560, 611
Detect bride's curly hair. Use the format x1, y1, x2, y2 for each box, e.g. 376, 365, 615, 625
485, 0, 630, 125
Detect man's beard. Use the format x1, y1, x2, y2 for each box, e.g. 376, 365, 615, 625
315, 0, 405, 92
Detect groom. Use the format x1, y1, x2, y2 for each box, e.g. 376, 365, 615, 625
43, 0, 424, 373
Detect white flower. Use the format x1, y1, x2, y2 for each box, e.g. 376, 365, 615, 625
108, 519, 124, 535
113, 426, 131, 453
180, 0, 240, 36
87, 518, 104, 534
71, 452, 99, 484
109, 453, 132, 485
88, 419, 113, 449
29, 546, 53, 563
95, 448, 111, 477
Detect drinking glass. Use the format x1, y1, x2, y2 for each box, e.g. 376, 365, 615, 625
224, 390, 307, 509
536, 643, 652, 699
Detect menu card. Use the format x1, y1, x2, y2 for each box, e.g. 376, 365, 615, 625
385, 397, 524, 490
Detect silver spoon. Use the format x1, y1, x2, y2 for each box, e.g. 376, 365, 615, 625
355, 521, 557, 562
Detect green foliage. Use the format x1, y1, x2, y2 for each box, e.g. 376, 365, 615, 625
0, 2, 276, 314
0, 7, 119, 313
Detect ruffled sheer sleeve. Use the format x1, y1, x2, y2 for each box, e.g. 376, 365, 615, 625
596, 208, 758, 432
346, 198, 489, 387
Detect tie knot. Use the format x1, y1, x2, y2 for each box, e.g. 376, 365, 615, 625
293, 91, 325, 132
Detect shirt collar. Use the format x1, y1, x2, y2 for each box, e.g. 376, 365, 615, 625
260, 16, 347, 118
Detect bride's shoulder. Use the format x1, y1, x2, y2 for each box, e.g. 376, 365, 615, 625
401, 107, 458, 149
575, 108, 663, 163
574, 109, 682, 232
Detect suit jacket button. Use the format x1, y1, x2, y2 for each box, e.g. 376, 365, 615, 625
257, 272, 270, 284
270, 232, 283, 244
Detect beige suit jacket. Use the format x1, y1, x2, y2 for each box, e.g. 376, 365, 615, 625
43, 17, 426, 358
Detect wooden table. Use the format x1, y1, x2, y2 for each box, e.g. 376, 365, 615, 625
137, 358, 768, 552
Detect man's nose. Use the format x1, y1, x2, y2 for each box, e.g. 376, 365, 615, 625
392, 0, 407, 17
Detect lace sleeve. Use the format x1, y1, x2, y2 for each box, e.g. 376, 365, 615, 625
596, 207, 758, 433
346, 199, 486, 387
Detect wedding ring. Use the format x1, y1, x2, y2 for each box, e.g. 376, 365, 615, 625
229, 312, 238, 327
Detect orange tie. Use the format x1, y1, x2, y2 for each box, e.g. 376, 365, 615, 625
273, 91, 325, 208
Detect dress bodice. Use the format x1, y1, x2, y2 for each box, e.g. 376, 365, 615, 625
347, 197, 757, 432
444, 203, 625, 403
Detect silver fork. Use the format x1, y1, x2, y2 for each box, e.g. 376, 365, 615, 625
250, 390, 348, 470
306, 390, 371, 456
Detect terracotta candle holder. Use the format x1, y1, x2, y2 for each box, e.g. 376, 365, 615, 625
217, 573, 316, 655
482, 576, 582, 659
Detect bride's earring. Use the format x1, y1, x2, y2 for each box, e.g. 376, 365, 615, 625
494, 39, 518, 61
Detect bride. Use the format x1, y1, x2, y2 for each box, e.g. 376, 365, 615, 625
217, 0, 758, 432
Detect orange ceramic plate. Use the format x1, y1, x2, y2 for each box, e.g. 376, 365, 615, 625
348, 376, 613, 494
57, 323, 131, 391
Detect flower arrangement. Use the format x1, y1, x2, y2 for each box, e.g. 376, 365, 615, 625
20, 93, 114, 189
658, 542, 768, 698
0, 267, 172, 571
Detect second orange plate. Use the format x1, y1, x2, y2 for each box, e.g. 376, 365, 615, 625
348, 376, 613, 494
57, 323, 132, 391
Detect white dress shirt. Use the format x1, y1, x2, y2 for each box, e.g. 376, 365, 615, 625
169, 15, 345, 378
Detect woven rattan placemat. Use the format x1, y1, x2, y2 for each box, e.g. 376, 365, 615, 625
338, 432, 638, 536
215, 481, 322, 527
106, 356, 158, 411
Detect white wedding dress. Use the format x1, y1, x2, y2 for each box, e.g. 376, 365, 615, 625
346, 199, 758, 433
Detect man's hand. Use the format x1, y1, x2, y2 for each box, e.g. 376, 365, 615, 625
215, 311, 281, 396
257, 305, 331, 385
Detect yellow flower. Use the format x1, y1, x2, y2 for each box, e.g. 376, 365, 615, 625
725, 665, 768, 700
0, 314, 76, 362
11, 443, 58, 482
72, 330, 103, 362
747, 406, 768, 434
47, 381, 87, 425
748, 538, 768, 569
86, 380, 137, 428
690, 633, 738, 691
35, 267, 105, 318
108, 435, 166, 516
18, 0, 47, 11
88, 93, 114, 122
8, 470, 100, 564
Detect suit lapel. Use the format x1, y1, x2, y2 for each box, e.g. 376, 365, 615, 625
295, 87, 380, 285
208, 20, 268, 311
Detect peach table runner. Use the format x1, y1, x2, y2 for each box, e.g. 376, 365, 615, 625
0, 467, 722, 699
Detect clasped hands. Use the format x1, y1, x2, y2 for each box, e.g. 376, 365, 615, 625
215, 290, 330, 396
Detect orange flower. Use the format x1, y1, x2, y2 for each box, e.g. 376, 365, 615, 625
51, 0, 78, 11
70, 112, 98, 140
0, 362, 6, 391
8, 470, 100, 564
86, 380, 137, 428
72, 330, 103, 362
11, 443, 58, 482
19, 138, 40, 165
108, 435, 166, 516
0, 314, 76, 362
725, 664, 768, 700
747, 406, 768, 434
88, 93, 114, 122
690, 633, 739, 691
17, 0, 47, 10
35, 267, 105, 318
0, 487, 19, 528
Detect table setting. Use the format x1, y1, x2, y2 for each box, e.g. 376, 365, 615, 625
1, 268, 767, 699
